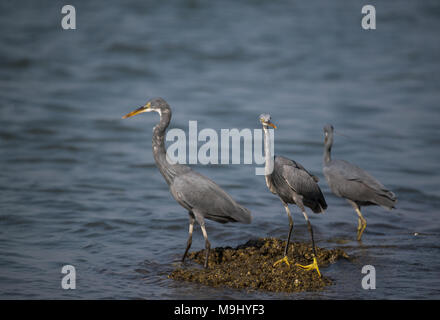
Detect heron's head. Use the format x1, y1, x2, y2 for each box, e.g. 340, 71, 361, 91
258, 113, 277, 129
323, 124, 334, 144
122, 97, 170, 119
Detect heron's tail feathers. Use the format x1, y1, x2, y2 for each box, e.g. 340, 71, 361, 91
375, 189, 397, 210
309, 197, 327, 214
231, 206, 252, 224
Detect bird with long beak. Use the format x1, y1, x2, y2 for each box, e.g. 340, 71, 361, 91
259, 114, 327, 277
122, 102, 153, 119
122, 98, 252, 269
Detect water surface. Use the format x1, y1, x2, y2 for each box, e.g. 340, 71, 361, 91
0, 0, 439, 299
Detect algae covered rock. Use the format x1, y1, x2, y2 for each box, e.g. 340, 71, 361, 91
169, 237, 349, 293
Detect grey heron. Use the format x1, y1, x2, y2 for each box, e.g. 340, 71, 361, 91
259, 114, 327, 277
323, 124, 397, 241
122, 98, 252, 268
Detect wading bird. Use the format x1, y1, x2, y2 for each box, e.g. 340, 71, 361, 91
122, 98, 252, 268
259, 114, 327, 277
322, 124, 396, 241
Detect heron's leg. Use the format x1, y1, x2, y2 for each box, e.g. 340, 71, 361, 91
181, 212, 195, 263
200, 224, 211, 269
273, 201, 293, 267
355, 208, 367, 241
194, 212, 211, 269
347, 200, 366, 241
295, 207, 321, 277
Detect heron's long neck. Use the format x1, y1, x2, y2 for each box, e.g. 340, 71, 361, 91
263, 126, 274, 182
152, 110, 175, 185
324, 136, 332, 165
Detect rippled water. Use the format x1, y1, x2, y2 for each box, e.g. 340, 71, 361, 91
1, 0, 440, 299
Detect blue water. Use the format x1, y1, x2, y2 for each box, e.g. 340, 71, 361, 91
1, 0, 439, 299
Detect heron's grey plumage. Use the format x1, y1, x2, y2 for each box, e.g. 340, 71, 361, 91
259, 114, 326, 274
270, 156, 327, 213
170, 170, 251, 224
323, 159, 396, 209
124, 97, 251, 267
322, 124, 397, 240
148, 98, 251, 224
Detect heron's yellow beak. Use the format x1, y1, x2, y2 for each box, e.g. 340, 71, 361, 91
259, 118, 277, 129
267, 122, 277, 129
122, 102, 151, 119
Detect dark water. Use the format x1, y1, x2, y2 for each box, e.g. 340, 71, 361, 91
1, 0, 440, 299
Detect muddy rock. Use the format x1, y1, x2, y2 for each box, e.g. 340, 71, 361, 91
169, 237, 349, 292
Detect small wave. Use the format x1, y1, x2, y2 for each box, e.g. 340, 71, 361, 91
0, 130, 22, 141
1, 57, 33, 69
106, 42, 151, 54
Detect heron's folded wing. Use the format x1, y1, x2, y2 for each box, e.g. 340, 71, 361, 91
171, 171, 251, 224
279, 163, 322, 197
330, 160, 390, 193
275, 155, 319, 184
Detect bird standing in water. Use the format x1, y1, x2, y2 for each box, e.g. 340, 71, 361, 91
259, 114, 327, 277
122, 98, 252, 268
322, 124, 397, 241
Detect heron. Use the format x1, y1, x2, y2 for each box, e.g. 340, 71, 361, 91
322, 124, 397, 241
259, 114, 327, 277
122, 98, 252, 268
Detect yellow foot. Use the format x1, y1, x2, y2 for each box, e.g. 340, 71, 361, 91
273, 256, 290, 267
296, 257, 321, 277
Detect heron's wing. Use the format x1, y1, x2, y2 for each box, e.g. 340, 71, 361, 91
325, 159, 396, 207
275, 156, 320, 185
170, 171, 252, 224
329, 160, 389, 193
279, 164, 322, 199
275, 156, 319, 182
275, 156, 327, 212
